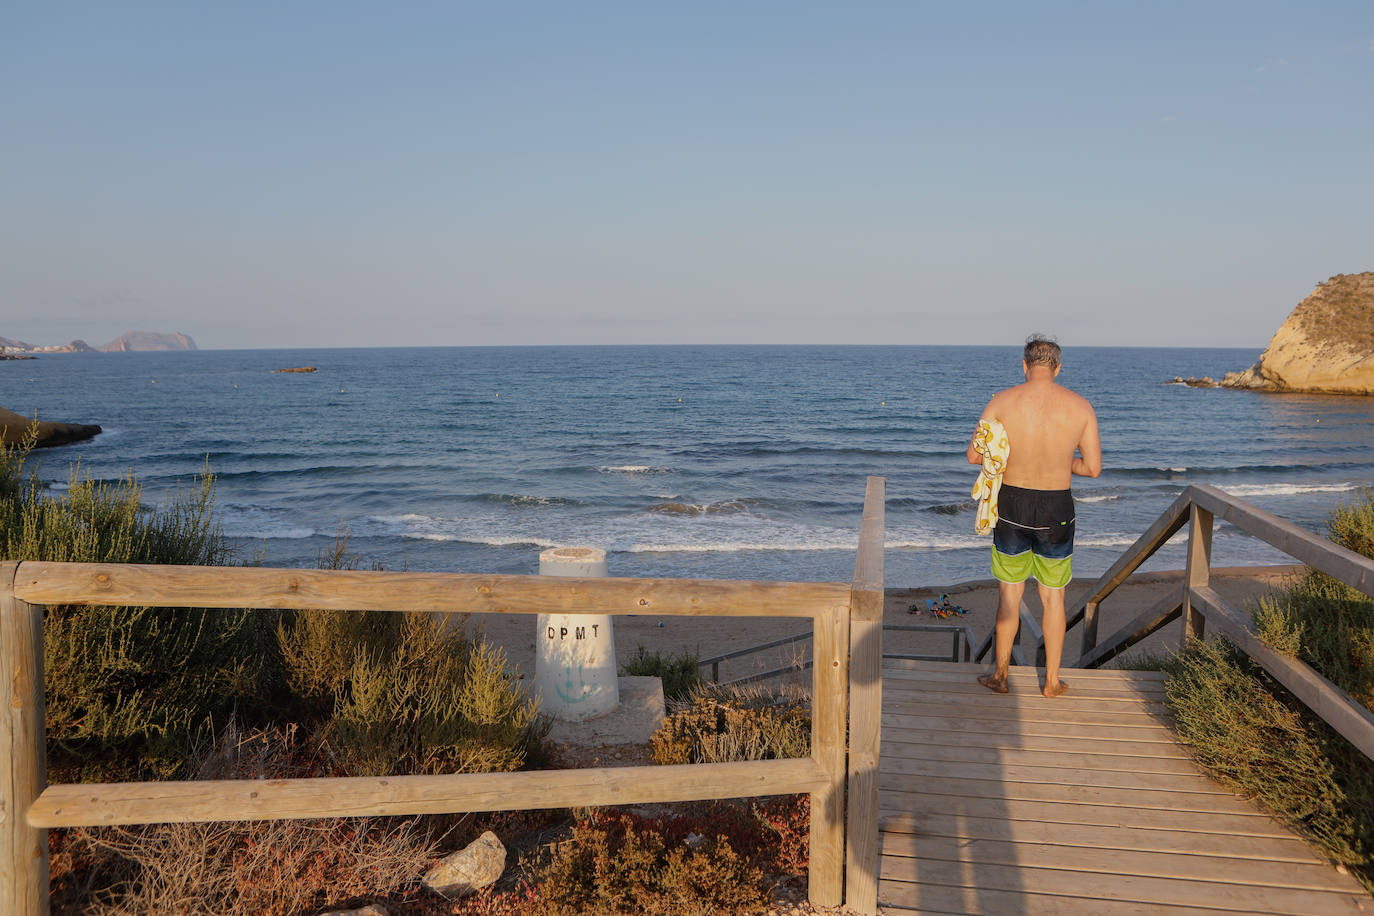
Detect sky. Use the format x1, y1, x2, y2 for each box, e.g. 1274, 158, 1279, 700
2, 2, 1372, 350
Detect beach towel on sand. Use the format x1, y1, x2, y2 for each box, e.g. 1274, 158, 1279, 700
971, 418, 1010, 536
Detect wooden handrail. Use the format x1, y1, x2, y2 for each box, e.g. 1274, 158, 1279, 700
1063, 484, 1374, 765
844, 476, 886, 915
0, 477, 889, 914
28, 758, 826, 828
13, 562, 848, 618
1073, 489, 1193, 654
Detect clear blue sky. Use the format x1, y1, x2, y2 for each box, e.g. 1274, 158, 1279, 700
3, 2, 1371, 349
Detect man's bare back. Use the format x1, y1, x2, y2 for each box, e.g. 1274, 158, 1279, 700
979, 377, 1099, 489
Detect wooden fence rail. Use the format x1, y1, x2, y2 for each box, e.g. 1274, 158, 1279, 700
1054, 484, 1374, 763
0, 476, 889, 915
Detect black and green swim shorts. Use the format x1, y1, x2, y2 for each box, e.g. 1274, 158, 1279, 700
991, 484, 1075, 589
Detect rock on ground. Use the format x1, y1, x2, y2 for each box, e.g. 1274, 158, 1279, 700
422, 830, 506, 899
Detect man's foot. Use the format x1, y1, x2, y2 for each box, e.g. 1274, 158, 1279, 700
977, 673, 1009, 694
1042, 679, 1069, 699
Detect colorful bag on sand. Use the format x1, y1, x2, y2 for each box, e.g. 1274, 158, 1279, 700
971, 418, 1009, 536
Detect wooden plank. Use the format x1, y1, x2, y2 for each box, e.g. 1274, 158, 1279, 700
0, 563, 49, 916
878, 881, 1240, 916
882, 682, 1171, 715
1182, 503, 1213, 646
877, 855, 1368, 914
882, 668, 1168, 698
808, 604, 847, 908
880, 741, 1204, 775
879, 792, 1296, 838
882, 659, 1167, 682
879, 829, 1352, 889
27, 757, 826, 828
1190, 585, 1374, 761
844, 475, 884, 915
1067, 488, 1192, 637
1191, 484, 1374, 599
878, 812, 1328, 864
881, 713, 1183, 744
882, 699, 1174, 729
882, 757, 1235, 794
12, 560, 847, 619
878, 773, 1266, 816
1073, 589, 1183, 670
882, 727, 1192, 760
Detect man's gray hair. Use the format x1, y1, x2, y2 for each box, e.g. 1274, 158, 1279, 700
1024, 335, 1062, 369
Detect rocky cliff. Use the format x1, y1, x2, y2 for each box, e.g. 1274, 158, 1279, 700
1222, 272, 1374, 395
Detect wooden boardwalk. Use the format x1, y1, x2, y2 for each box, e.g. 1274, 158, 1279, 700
876, 661, 1370, 915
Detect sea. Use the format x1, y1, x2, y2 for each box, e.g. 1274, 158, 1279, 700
5, 345, 1372, 587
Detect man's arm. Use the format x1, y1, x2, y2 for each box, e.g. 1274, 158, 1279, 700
1071, 406, 1102, 478
966, 403, 994, 465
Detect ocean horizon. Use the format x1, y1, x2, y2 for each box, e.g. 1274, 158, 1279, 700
7, 344, 1372, 586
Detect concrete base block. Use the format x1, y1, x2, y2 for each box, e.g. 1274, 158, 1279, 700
546, 676, 666, 747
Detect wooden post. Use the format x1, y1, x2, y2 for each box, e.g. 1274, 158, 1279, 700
1, 562, 48, 915
844, 476, 885, 914
1182, 504, 1213, 648
1081, 599, 1100, 657
810, 601, 849, 908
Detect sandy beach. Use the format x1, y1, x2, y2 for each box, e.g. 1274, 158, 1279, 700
472, 564, 1304, 697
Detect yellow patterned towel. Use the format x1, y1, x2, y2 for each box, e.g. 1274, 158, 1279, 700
971, 418, 1010, 535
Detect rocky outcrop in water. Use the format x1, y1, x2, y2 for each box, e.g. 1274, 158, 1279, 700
1221, 273, 1374, 395
0, 407, 102, 448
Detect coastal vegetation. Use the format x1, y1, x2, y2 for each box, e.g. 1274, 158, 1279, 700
617, 645, 703, 702
1163, 489, 1374, 891
3, 435, 816, 912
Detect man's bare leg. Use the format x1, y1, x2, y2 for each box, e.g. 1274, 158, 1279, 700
1038, 581, 1070, 698
978, 579, 1024, 693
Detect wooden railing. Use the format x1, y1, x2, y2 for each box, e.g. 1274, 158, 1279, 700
0, 476, 888, 915
988, 484, 1374, 763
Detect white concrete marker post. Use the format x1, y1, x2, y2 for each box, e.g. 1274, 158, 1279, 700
536, 546, 619, 721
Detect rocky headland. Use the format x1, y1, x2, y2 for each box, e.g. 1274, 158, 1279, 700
1217, 272, 1374, 395
1, 331, 197, 355
0, 407, 102, 448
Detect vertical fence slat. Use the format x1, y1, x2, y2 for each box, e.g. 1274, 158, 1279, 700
809, 600, 849, 908
1081, 599, 1100, 656
1, 562, 48, 916
1182, 505, 1213, 647
844, 476, 885, 914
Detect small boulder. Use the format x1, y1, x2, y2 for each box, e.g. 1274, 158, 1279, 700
317, 905, 389, 916
422, 830, 506, 899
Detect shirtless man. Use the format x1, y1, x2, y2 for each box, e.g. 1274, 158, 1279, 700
966, 336, 1101, 698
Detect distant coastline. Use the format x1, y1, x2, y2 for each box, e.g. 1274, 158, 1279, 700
0, 330, 197, 355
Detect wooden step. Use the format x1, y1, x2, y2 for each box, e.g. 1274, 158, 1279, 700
877, 855, 1368, 914
878, 811, 1328, 864
883, 727, 1194, 761
879, 774, 1268, 817
879, 790, 1296, 838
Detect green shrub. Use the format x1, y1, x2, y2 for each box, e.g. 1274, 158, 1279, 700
0, 442, 263, 780
1162, 488, 1374, 891
276, 536, 550, 777
651, 683, 810, 765
534, 810, 768, 916
619, 646, 703, 702
1164, 639, 1362, 862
